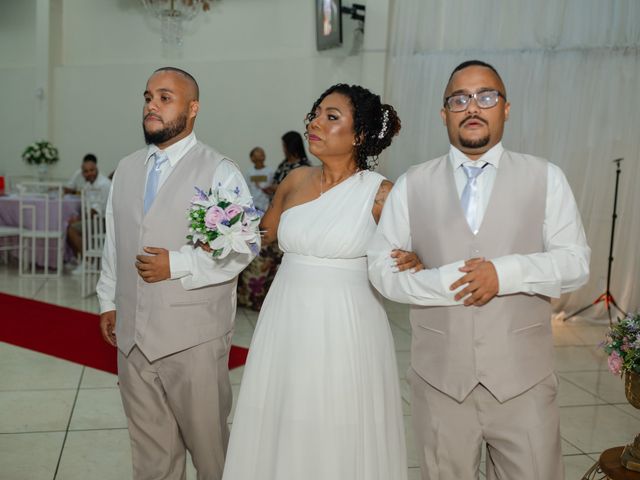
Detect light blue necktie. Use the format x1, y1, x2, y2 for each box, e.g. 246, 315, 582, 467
460, 162, 488, 234
143, 151, 169, 214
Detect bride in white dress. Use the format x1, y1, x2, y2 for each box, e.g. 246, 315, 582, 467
222, 84, 421, 480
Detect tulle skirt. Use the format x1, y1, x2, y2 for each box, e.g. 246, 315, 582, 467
222, 253, 408, 480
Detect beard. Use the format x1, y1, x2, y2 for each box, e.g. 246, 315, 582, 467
459, 133, 490, 149
143, 111, 188, 145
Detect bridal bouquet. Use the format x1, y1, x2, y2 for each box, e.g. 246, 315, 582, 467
187, 185, 261, 259
602, 313, 640, 376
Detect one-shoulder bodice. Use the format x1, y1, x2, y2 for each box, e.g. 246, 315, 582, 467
277, 170, 385, 259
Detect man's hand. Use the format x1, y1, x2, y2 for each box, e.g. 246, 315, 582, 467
391, 249, 424, 272
195, 240, 213, 253
100, 310, 117, 347
135, 247, 170, 283
449, 258, 499, 306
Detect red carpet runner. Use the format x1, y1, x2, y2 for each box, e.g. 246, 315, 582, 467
0, 292, 248, 374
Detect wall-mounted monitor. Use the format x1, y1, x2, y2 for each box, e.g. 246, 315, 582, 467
316, 0, 342, 51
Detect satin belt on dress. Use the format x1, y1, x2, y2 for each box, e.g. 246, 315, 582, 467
281, 252, 368, 271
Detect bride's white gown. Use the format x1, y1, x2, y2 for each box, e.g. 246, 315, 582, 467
222, 170, 408, 480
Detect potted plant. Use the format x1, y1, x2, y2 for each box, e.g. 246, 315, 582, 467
22, 140, 59, 180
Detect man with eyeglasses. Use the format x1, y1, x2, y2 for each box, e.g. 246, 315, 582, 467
368, 60, 590, 479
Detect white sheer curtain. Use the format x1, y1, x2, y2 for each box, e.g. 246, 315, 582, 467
383, 0, 640, 319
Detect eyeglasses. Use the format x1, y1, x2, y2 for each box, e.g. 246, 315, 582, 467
444, 90, 506, 112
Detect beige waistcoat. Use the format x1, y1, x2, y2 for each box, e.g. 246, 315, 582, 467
406, 150, 552, 402
112, 142, 237, 361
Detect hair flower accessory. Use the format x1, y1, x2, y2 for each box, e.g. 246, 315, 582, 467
377, 109, 389, 139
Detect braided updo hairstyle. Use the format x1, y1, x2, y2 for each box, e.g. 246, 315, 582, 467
306, 84, 401, 170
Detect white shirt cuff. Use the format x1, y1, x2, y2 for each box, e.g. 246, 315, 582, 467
98, 300, 116, 314
492, 255, 523, 295
169, 250, 191, 279
438, 261, 467, 297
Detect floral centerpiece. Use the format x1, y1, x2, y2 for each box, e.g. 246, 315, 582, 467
187, 185, 261, 259
21, 140, 59, 165
602, 313, 640, 376
603, 313, 640, 470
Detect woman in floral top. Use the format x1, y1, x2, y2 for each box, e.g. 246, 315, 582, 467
237, 131, 311, 310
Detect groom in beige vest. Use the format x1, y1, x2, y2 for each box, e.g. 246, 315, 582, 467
369, 60, 590, 479
97, 67, 255, 480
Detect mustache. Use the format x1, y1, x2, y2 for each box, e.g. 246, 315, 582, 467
460, 115, 487, 128
144, 113, 162, 122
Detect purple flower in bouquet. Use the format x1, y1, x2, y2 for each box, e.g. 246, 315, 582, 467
204, 206, 227, 230
608, 350, 623, 375
224, 204, 244, 221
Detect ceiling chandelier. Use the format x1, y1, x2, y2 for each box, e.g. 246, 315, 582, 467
141, 0, 214, 50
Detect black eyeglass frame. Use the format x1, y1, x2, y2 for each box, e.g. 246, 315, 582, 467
443, 90, 507, 112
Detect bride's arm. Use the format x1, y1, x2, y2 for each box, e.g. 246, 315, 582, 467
371, 179, 423, 272
260, 168, 305, 245
371, 179, 393, 224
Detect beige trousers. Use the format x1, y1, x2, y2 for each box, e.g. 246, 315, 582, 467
118, 334, 233, 480
408, 368, 564, 480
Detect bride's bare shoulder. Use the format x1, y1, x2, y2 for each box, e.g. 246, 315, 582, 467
278, 166, 317, 191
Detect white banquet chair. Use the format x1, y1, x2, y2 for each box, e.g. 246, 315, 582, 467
18, 181, 64, 277
80, 188, 106, 296
0, 225, 20, 264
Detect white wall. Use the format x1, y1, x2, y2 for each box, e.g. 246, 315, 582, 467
1, 0, 389, 182
0, 1, 36, 179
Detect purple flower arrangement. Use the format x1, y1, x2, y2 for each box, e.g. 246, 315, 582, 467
602, 313, 640, 376
187, 185, 262, 259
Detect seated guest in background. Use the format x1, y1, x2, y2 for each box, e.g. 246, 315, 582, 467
64, 153, 111, 197
264, 131, 311, 196
237, 132, 309, 310
65, 154, 111, 269
245, 146, 273, 213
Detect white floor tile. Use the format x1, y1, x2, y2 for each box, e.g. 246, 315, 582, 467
0, 342, 83, 391
404, 415, 419, 468
0, 264, 635, 479
560, 371, 627, 404
563, 454, 599, 479
571, 325, 609, 346
80, 367, 118, 389
615, 403, 640, 420
554, 345, 608, 373
0, 269, 47, 299
229, 365, 245, 386
551, 323, 588, 346
69, 388, 127, 430
558, 374, 608, 407
0, 432, 65, 480
391, 323, 412, 352
560, 404, 640, 453
56, 429, 132, 480
0, 389, 76, 433
562, 438, 582, 455
396, 350, 411, 380
407, 466, 421, 480
67, 294, 101, 314
229, 384, 241, 424
31, 280, 85, 307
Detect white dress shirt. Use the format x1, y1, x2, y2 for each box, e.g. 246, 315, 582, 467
97, 133, 256, 314
66, 170, 111, 215
245, 165, 274, 213
367, 142, 591, 305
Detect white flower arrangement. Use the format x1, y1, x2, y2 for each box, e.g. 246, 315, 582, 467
22, 140, 59, 165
